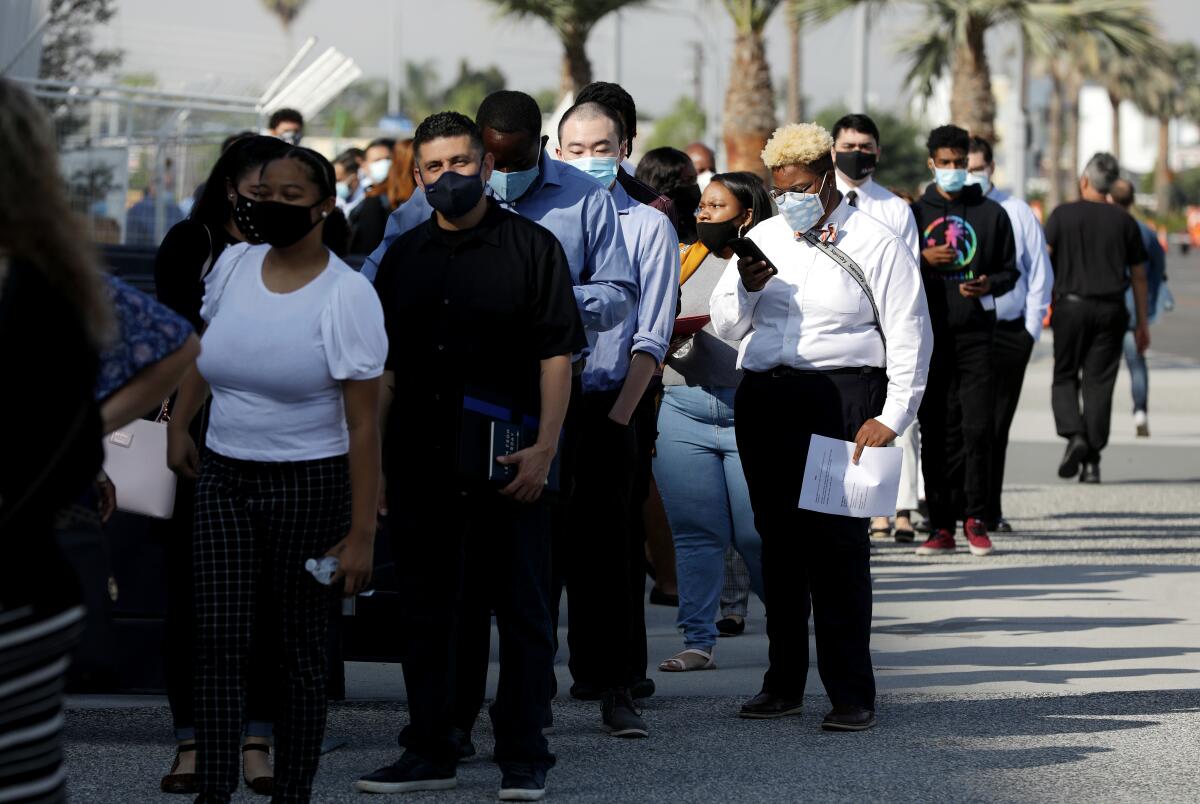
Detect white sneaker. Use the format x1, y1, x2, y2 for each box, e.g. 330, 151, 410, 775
1134, 410, 1149, 437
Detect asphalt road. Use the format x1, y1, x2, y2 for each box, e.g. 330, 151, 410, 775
60, 249, 1200, 803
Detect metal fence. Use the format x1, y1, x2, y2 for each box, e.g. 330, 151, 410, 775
17, 78, 263, 249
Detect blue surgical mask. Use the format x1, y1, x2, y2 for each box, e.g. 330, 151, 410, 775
367, 159, 392, 184
488, 164, 540, 203
335, 181, 350, 201
568, 156, 619, 187
775, 173, 828, 234
965, 170, 992, 196
935, 167, 968, 193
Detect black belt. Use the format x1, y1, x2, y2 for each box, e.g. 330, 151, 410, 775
756, 366, 883, 379
1058, 292, 1125, 304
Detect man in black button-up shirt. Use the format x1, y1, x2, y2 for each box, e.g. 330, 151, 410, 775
355, 112, 584, 800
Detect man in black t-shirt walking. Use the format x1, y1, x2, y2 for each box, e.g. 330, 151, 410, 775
1046, 152, 1150, 484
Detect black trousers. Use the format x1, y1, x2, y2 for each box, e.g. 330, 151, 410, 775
734, 369, 882, 710
624, 383, 660, 683
193, 452, 347, 804
919, 327, 994, 531
1051, 296, 1128, 461
165, 472, 279, 740
556, 390, 638, 692
988, 320, 1035, 523
393, 484, 555, 770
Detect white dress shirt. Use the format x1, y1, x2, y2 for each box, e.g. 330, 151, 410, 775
709, 201, 932, 435
989, 188, 1054, 340
835, 174, 920, 263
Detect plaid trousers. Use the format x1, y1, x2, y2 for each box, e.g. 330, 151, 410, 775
192, 451, 349, 804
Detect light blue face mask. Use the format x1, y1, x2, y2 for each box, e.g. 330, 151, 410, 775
568, 155, 619, 187
488, 164, 540, 203
965, 170, 992, 196
775, 173, 828, 234
935, 167, 968, 193
367, 158, 392, 184
335, 181, 351, 201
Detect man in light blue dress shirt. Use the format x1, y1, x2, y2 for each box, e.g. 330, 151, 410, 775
554, 101, 679, 739
967, 137, 1054, 532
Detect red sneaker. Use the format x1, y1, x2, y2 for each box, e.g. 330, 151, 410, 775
915, 529, 956, 556
964, 518, 994, 556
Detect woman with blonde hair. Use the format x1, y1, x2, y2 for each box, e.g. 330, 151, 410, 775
710, 122, 931, 731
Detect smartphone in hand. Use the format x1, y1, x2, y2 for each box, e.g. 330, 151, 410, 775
730, 237, 778, 276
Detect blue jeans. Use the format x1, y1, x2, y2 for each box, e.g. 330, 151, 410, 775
1122, 330, 1148, 413
654, 385, 764, 650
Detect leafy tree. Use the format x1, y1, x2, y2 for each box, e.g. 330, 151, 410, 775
1136, 42, 1200, 213
720, 0, 785, 176
645, 96, 707, 151
794, 0, 1159, 144
38, 0, 122, 81
484, 0, 648, 96
815, 105, 928, 195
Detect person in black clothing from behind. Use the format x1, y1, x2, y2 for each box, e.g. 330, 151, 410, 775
1046, 152, 1150, 483
354, 112, 584, 801
910, 125, 1018, 559
153, 133, 289, 796
635, 146, 701, 245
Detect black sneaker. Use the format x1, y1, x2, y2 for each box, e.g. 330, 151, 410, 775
452, 727, 477, 761
601, 689, 648, 738
1079, 462, 1101, 484
498, 763, 547, 801
353, 752, 457, 794
630, 677, 656, 699
569, 680, 603, 701
739, 691, 804, 719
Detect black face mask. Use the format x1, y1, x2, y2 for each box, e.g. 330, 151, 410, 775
248, 199, 325, 249
835, 150, 877, 182
425, 169, 485, 219
233, 192, 264, 244
696, 217, 747, 253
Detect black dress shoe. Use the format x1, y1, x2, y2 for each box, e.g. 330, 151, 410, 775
739, 691, 804, 719
821, 706, 877, 732
1058, 435, 1090, 479
1079, 462, 1101, 484
995, 518, 1013, 533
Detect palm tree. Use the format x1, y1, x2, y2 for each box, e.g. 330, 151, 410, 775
1091, 44, 1142, 162
795, 0, 1158, 144
1136, 43, 1200, 214
785, 1, 805, 123
485, 1, 648, 97
721, 0, 785, 175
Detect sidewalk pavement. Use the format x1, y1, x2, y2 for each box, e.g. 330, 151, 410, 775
64, 322, 1200, 801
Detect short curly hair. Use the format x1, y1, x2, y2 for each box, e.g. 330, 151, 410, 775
761, 123, 834, 170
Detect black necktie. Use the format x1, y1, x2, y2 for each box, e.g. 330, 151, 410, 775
847, 190, 858, 207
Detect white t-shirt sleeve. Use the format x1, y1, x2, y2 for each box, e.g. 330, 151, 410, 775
199, 242, 254, 323
321, 270, 388, 381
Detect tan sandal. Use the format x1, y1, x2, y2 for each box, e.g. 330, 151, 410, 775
658, 648, 716, 672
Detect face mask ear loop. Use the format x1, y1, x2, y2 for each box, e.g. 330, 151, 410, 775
738, 217, 751, 239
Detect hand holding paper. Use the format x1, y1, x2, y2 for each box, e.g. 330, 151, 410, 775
798, 434, 903, 518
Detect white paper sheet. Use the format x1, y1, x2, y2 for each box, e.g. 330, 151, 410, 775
797, 434, 903, 517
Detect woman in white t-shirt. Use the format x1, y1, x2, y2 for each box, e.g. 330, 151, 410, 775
167, 147, 386, 803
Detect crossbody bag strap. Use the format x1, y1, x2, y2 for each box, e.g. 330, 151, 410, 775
198, 223, 215, 282
802, 231, 886, 352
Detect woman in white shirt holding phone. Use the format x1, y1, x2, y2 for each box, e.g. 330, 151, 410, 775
709, 122, 931, 731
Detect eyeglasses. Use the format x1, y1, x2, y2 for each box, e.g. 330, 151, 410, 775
769, 181, 815, 200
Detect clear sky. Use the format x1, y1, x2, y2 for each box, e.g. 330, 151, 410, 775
105, 0, 1198, 120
